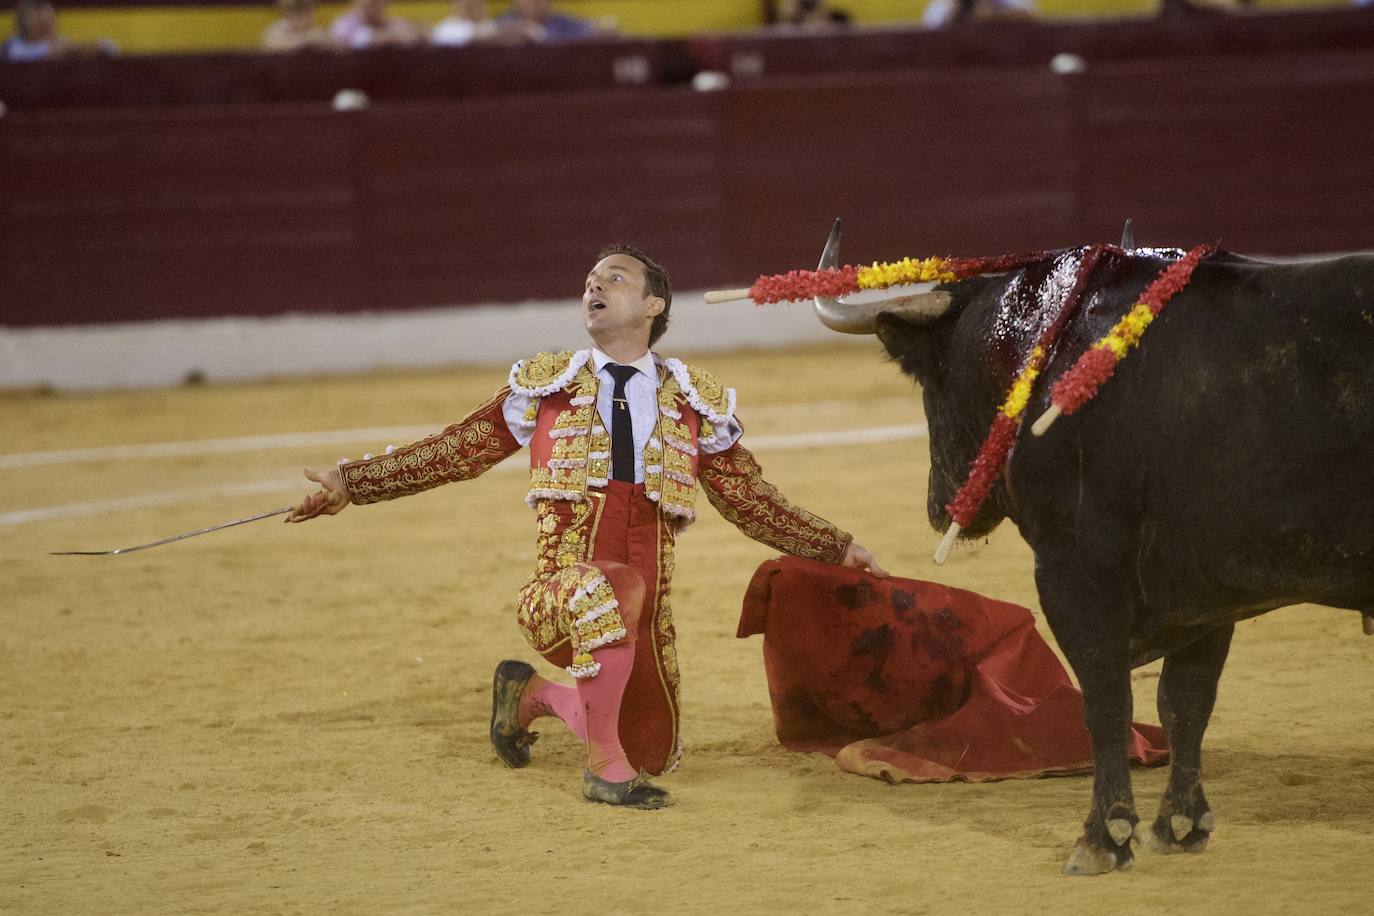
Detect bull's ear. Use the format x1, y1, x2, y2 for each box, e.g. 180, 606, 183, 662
875, 311, 949, 388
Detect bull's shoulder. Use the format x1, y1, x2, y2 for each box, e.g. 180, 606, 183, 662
661, 357, 736, 424
508, 349, 592, 396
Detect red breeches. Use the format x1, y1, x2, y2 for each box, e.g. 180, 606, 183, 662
515, 482, 682, 775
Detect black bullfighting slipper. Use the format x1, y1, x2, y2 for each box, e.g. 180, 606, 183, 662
490, 659, 539, 769
582, 769, 672, 810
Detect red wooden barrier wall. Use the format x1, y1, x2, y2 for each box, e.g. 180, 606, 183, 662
3, 13, 1373, 327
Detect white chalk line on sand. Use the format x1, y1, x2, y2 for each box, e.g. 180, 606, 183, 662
0, 423, 927, 527
0, 426, 438, 471
0, 398, 917, 471
0, 479, 306, 527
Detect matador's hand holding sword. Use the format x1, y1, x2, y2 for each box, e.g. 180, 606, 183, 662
286, 467, 350, 523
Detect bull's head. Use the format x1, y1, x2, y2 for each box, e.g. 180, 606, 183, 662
811, 220, 954, 334
813, 220, 1014, 542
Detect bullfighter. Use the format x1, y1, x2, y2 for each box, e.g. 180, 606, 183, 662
287, 243, 886, 809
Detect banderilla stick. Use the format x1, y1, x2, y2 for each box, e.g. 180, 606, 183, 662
51, 506, 295, 556
703, 288, 753, 304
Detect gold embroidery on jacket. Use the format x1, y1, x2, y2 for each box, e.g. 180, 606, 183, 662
647, 371, 698, 522
526, 366, 603, 505
520, 358, 723, 526
685, 365, 732, 420
697, 443, 852, 563
341, 389, 517, 505
513, 350, 579, 392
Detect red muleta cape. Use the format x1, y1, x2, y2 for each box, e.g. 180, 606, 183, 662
737, 556, 1168, 783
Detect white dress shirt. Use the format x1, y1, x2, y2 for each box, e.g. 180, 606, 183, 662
501, 348, 742, 484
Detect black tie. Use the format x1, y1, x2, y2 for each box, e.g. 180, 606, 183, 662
606, 364, 638, 483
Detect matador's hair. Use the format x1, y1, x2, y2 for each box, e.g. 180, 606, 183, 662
598, 243, 672, 346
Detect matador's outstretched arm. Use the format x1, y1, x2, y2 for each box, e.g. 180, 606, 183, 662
697, 442, 853, 564
340, 388, 524, 505
289, 387, 523, 521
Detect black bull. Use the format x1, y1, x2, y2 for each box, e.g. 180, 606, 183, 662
865, 246, 1374, 874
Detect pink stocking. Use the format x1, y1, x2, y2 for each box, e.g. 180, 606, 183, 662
577, 641, 638, 783
519, 675, 587, 742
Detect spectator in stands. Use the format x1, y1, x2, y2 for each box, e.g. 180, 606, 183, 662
431, 0, 497, 46
920, 0, 1037, 28
491, 0, 610, 44
2, 0, 115, 61
262, 0, 338, 51
772, 0, 852, 28
330, 0, 424, 50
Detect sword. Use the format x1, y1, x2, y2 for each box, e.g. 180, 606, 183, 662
50, 506, 295, 556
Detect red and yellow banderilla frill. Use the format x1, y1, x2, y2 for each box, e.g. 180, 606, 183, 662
1031, 243, 1217, 435
934, 246, 1108, 563
740, 252, 1052, 305
718, 241, 1216, 566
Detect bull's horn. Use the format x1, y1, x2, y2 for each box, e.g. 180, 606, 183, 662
1120, 218, 1135, 251
813, 218, 953, 335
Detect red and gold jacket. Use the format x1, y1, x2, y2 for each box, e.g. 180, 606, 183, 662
338, 350, 852, 564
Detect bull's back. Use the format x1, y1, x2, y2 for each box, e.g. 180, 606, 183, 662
1030, 253, 1374, 614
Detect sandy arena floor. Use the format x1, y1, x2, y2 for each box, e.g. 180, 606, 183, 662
3, 342, 1372, 914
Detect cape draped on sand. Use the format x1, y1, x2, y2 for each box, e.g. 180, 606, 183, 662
738, 556, 1168, 783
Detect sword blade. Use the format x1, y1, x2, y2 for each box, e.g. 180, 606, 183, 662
50, 506, 295, 556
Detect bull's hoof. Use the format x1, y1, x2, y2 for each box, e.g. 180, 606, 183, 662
1143, 813, 1212, 855
1064, 838, 1134, 876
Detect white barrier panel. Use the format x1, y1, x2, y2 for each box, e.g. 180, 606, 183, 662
0, 292, 861, 392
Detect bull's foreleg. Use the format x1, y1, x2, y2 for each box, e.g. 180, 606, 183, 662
1147, 623, 1234, 855
1036, 566, 1139, 875
1064, 664, 1139, 875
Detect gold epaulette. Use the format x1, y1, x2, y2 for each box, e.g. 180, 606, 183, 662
663, 358, 736, 425
509, 349, 591, 397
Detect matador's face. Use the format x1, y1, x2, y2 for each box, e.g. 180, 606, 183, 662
582, 255, 664, 347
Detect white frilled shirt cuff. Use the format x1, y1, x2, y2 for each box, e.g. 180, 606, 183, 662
501, 389, 539, 448
695, 412, 743, 454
